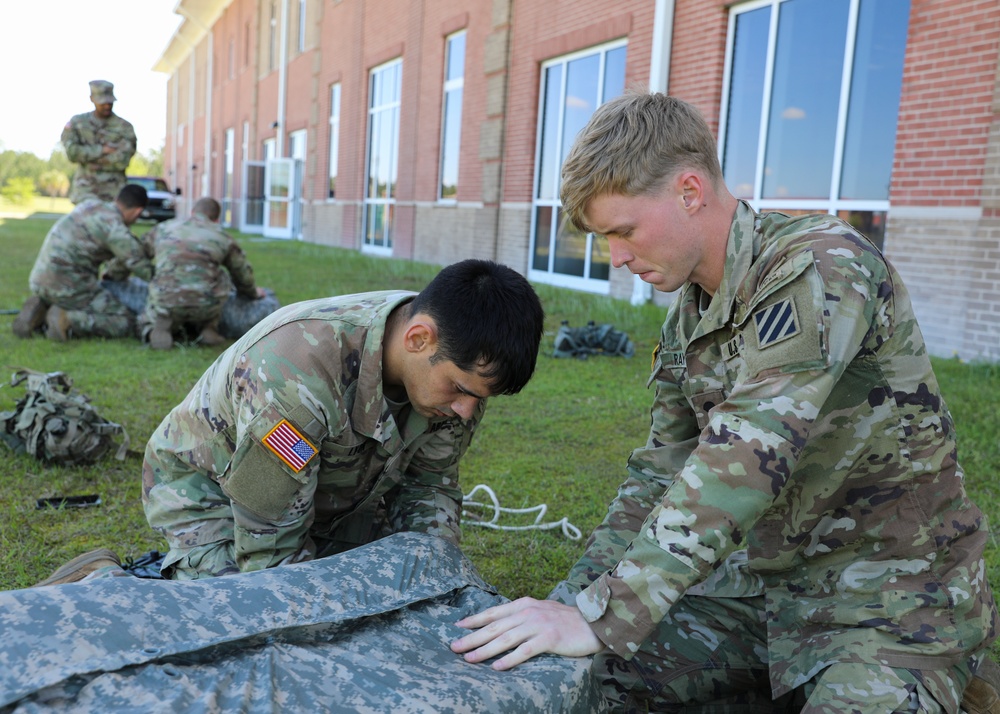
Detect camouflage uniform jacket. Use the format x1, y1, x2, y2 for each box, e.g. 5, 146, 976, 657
568, 201, 997, 699
143, 291, 485, 575
61, 110, 136, 203
143, 213, 258, 315
28, 199, 152, 303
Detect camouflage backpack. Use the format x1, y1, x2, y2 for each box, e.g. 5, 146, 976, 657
0, 369, 130, 466
553, 320, 636, 359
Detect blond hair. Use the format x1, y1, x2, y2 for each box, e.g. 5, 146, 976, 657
560, 91, 723, 231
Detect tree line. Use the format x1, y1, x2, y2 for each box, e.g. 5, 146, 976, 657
0, 144, 164, 205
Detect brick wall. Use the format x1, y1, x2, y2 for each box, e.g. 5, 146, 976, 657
885, 0, 1000, 360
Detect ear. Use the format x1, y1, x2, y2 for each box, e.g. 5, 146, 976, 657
402, 319, 438, 354
678, 172, 705, 211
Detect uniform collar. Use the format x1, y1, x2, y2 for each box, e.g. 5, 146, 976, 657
680, 200, 758, 342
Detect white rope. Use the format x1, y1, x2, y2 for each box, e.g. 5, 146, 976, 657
461, 483, 582, 541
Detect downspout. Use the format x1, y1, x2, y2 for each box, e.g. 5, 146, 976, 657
493, 0, 514, 263
276, 0, 289, 156
204, 31, 214, 196
188, 57, 196, 211
170, 75, 179, 194
631, 0, 675, 305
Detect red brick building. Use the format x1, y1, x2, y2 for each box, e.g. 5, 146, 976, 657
155, 0, 1000, 360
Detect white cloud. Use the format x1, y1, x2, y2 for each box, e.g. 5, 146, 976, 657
781, 106, 807, 120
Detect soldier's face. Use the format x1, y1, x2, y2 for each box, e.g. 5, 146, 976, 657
585, 184, 709, 294
404, 355, 491, 421
92, 102, 114, 118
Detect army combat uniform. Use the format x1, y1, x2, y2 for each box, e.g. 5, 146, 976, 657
139, 213, 260, 337
61, 110, 136, 203
28, 199, 151, 338
142, 291, 485, 580
550, 201, 997, 712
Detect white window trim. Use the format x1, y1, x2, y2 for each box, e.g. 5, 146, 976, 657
527, 39, 627, 294
717, 0, 892, 218
438, 30, 465, 203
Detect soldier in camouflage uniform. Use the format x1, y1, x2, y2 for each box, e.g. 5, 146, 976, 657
139, 196, 264, 350
61, 80, 137, 204
13, 183, 151, 341
452, 93, 999, 713
140, 259, 544, 580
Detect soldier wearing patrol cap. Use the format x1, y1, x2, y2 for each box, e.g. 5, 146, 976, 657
61, 79, 137, 204
452, 92, 1000, 713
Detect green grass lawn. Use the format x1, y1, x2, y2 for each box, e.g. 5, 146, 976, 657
2, 214, 999, 650
0, 195, 73, 217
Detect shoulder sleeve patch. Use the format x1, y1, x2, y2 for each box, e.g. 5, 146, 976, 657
753, 297, 800, 348
262, 419, 317, 472
221, 410, 319, 522
741, 264, 826, 377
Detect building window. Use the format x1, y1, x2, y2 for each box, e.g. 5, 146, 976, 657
720, 0, 911, 248
289, 130, 307, 161
328, 83, 341, 199
528, 40, 626, 291
439, 30, 465, 202
297, 0, 307, 52
263, 138, 276, 160
363, 59, 402, 253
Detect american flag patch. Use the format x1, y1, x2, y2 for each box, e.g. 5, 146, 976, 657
753, 297, 799, 348
262, 420, 317, 472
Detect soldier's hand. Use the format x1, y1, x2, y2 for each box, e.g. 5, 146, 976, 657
451, 597, 603, 670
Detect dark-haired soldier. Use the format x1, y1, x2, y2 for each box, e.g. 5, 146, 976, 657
129, 259, 544, 580
12, 183, 150, 341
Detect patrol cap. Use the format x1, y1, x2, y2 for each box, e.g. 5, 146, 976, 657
89, 80, 116, 104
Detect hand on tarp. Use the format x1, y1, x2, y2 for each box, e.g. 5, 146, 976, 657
451, 597, 603, 670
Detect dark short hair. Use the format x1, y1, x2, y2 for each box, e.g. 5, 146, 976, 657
410, 259, 544, 395
117, 183, 149, 209
193, 197, 222, 221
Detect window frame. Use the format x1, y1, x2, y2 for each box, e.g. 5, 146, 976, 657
718, 0, 909, 236
527, 39, 627, 294
362, 58, 403, 256
328, 83, 341, 200
438, 30, 466, 203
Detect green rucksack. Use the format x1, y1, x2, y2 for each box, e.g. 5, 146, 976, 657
553, 320, 635, 359
0, 368, 129, 466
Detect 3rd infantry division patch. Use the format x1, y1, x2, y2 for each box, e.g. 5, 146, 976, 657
753, 297, 799, 348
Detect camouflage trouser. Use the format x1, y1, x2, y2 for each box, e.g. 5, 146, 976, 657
139, 300, 225, 339
35, 285, 135, 338
70, 170, 124, 204
593, 594, 976, 713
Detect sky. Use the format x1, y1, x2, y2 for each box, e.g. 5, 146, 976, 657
0, 0, 184, 158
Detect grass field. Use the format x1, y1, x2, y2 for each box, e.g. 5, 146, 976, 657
0, 195, 73, 217
1, 214, 998, 665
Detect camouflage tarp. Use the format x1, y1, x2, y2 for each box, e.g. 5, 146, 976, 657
100, 277, 281, 339
0, 532, 602, 713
